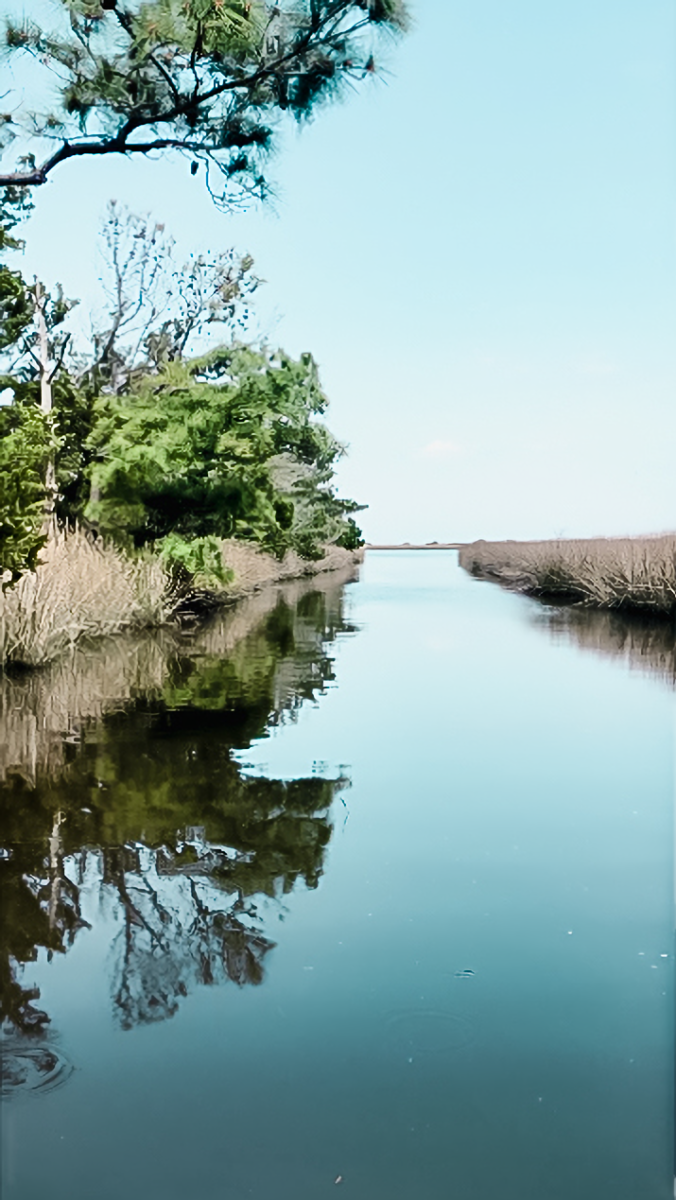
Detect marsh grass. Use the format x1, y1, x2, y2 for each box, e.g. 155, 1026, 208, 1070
459, 535, 676, 616
0, 527, 176, 667
0, 529, 363, 668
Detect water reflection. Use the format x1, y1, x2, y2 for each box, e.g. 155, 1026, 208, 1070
531, 602, 676, 687
0, 569, 357, 1077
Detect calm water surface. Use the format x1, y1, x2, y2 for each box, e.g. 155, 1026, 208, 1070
1, 552, 674, 1199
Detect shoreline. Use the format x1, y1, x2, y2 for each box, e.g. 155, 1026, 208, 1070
0, 534, 364, 670
458, 535, 676, 618
0, 562, 360, 785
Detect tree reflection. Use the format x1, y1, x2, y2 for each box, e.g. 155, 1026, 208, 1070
0, 574, 356, 1052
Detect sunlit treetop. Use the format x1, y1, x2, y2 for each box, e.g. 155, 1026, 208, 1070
0, 0, 409, 205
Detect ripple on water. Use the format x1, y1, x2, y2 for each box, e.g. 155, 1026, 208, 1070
384, 1008, 475, 1058
1, 1037, 74, 1097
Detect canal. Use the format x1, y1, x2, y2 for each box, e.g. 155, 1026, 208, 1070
1, 550, 673, 1199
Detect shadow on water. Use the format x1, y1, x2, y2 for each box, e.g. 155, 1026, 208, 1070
0, 567, 359, 1092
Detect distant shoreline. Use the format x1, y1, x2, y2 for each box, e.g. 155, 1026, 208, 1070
365, 543, 465, 551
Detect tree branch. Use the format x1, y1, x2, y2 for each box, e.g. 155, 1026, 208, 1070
0, 135, 223, 186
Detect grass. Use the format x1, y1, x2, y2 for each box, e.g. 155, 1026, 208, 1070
0, 527, 175, 667
0, 528, 363, 668
458, 535, 676, 616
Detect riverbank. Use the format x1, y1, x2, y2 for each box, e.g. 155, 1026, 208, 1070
0, 563, 358, 785
458, 535, 676, 616
0, 527, 363, 668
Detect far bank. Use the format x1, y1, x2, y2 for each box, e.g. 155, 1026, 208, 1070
458, 534, 676, 617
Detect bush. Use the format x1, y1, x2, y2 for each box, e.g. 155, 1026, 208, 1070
0, 402, 53, 586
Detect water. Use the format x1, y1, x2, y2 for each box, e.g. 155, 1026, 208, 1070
1, 551, 673, 1200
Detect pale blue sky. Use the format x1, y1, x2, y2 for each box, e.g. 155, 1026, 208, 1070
3, 0, 675, 541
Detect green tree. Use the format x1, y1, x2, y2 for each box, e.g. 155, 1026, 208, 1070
0, 403, 55, 585
0, 1, 409, 202
0, 190, 60, 582
86, 341, 362, 559
0, 188, 34, 352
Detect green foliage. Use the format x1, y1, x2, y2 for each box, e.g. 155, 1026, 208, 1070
336, 515, 364, 551
1, 1, 409, 200
6, 373, 96, 523
0, 402, 54, 585
0, 196, 364, 577
86, 343, 361, 558
0, 188, 34, 352
157, 532, 234, 588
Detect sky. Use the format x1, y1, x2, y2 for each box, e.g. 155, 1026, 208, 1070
2, 0, 675, 543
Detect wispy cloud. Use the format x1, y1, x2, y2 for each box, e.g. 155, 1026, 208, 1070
419, 439, 462, 459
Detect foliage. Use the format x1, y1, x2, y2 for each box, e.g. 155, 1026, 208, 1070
5, 372, 96, 523
0, 0, 409, 200
0, 198, 363, 581
86, 343, 362, 558
157, 531, 234, 588
0, 402, 54, 585
0, 187, 34, 352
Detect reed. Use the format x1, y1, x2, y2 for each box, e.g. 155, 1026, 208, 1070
218, 539, 364, 599
459, 535, 676, 616
0, 527, 175, 667
0, 527, 363, 668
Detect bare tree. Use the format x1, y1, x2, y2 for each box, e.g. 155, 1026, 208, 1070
87, 200, 260, 391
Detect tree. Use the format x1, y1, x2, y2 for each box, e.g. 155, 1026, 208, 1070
0, 190, 60, 582
0, 0, 409, 203
0, 188, 34, 352
85, 341, 363, 559
0, 403, 55, 585
86, 199, 260, 392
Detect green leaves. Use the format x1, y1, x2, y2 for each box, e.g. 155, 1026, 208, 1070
1, 1, 409, 199
86, 343, 361, 559
0, 403, 55, 586
157, 531, 234, 586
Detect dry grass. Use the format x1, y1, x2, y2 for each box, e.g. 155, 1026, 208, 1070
459, 535, 676, 616
0, 529, 363, 668
0, 527, 175, 667
216, 540, 364, 599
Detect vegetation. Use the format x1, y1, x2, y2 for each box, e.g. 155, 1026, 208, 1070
86, 341, 363, 560
0, 194, 364, 646
0, 0, 394, 632
459, 535, 676, 617
0, 526, 174, 665
0, 404, 54, 586
0, 0, 409, 199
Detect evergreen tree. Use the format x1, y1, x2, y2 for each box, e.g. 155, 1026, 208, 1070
0, 1, 409, 203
